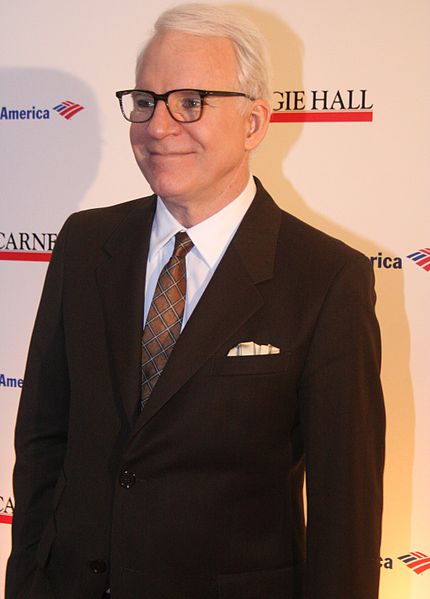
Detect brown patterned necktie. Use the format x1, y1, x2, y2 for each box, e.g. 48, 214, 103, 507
141, 231, 193, 409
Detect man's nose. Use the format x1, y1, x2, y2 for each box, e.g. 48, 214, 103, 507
146, 99, 181, 138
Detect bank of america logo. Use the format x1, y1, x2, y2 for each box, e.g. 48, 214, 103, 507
398, 552, 430, 575
407, 248, 430, 272
53, 100, 85, 120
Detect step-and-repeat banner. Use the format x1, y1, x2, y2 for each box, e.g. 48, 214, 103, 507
1, 1, 429, 597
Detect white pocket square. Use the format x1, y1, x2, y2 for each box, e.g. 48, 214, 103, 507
227, 341, 280, 356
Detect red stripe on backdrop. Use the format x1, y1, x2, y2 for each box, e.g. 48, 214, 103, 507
60, 104, 79, 116
0, 252, 52, 262
416, 256, 430, 269
414, 559, 430, 574
270, 111, 373, 123
0, 515, 13, 525
63, 105, 84, 120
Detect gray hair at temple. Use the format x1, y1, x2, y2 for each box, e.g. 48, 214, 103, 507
135, 3, 273, 106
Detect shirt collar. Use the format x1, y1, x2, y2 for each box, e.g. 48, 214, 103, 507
148, 197, 182, 261
149, 176, 256, 268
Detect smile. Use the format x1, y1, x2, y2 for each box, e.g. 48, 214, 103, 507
148, 151, 194, 160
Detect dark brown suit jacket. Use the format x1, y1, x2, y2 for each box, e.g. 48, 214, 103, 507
6, 179, 385, 599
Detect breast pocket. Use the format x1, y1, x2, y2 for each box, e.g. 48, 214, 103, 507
211, 352, 290, 376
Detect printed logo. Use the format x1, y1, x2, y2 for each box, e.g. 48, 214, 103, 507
0, 99, 85, 121
0, 231, 56, 262
271, 89, 373, 123
370, 247, 430, 272
0, 496, 14, 525
398, 552, 430, 575
407, 248, 430, 272
53, 100, 85, 120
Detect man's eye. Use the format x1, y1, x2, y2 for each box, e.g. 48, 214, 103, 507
134, 96, 154, 110
181, 97, 202, 109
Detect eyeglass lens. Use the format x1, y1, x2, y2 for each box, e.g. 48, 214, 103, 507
123, 90, 204, 123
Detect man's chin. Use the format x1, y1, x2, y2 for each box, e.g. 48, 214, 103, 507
147, 178, 189, 203
141, 167, 190, 198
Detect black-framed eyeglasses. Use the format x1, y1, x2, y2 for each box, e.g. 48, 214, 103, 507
115, 88, 254, 123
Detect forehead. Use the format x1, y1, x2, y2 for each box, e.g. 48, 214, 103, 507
136, 31, 240, 92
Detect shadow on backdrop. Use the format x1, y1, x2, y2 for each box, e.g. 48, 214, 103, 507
0, 70, 102, 534
230, 6, 414, 597
0, 68, 101, 231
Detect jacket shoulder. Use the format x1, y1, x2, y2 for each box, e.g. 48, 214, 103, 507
68, 195, 155, 228
253, 178, 372, 284
279, 209, 368, 265
56, 195, 156, 255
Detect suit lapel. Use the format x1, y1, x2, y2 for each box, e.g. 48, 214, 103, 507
130, 180, 282, 437
95, 197, 156, 425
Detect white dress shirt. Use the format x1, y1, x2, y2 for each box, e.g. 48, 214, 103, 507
144, 176, 257, 329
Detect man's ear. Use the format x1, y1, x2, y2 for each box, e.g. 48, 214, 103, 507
244, 98, 271, 151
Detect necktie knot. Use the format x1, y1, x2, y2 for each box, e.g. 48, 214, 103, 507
173, 231, 193, 259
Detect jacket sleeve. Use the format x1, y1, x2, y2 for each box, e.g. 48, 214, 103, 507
299, 253, 385, 599
5, 217, 72, 599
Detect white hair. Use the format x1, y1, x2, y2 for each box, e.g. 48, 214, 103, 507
136, 3, 272, 105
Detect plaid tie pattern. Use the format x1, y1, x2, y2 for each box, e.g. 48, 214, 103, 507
141, 232, 193, 409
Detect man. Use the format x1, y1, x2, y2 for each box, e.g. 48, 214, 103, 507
6, 3, 385, 599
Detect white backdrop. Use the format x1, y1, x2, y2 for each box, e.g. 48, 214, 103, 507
1, 1, 429, 597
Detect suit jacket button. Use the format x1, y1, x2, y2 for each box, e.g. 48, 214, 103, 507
119, 470, 136, 489
89, 560, 107, 574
